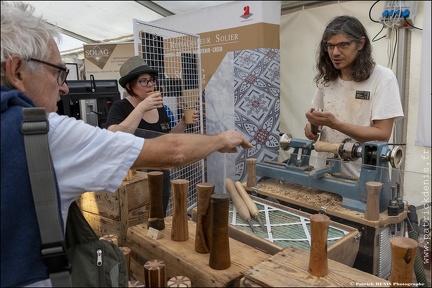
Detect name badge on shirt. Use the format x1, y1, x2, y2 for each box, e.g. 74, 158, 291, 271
160, 122, 170, 132
355, 90, 370, 100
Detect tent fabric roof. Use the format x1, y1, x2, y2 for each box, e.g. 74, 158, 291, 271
14, 1, 233, 53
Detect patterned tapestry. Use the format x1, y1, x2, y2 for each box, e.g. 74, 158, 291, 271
206, 48, 280, 193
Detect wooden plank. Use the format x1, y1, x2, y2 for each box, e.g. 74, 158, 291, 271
127, 217, 271, 287
242, 247, 390, 287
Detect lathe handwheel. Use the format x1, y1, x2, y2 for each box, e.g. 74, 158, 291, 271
389, 145, 403, 169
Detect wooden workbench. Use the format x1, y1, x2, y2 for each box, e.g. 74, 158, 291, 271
240, 246, 390, 287
245, 179, 407, 228
243, 179, 407, 278
127, 217, 271, 287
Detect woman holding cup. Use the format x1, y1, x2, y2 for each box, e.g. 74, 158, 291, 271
106, 56, 199, 215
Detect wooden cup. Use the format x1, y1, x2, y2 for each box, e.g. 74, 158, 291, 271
183, 109, 195, 125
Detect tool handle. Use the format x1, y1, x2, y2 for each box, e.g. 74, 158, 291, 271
314, 140, 340, 155
234, 181, 259, 218
225, 178, 251, 222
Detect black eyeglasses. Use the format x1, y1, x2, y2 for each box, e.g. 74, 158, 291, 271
28, 58, 69, 86
138, 78, 156, 87
323, 40, 354, 52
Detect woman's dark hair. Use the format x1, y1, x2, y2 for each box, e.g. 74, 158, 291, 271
314, 15, 375, 86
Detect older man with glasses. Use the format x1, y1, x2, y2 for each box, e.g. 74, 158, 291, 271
304, 15, 404, 178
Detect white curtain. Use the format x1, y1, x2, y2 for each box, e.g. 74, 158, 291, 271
415, 1, 431, 147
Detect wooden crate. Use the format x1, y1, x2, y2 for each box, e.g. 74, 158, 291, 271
240, 246, 391, 287
127, 217, 271, 287
77, 171, 149, 246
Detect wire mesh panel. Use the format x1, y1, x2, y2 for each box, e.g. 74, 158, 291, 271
229, 200, 349, 251
133, 20, 203, 215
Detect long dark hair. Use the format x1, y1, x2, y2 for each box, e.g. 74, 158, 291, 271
314, 15, 375, 86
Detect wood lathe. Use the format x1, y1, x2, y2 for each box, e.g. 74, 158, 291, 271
247, 134, 409, 279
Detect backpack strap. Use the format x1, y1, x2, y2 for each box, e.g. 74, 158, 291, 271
22, 107, 72, 287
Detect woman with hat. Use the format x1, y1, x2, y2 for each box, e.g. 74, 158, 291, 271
106, 56, 199, 215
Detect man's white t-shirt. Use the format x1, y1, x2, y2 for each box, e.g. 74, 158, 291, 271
311, 64, 404, 177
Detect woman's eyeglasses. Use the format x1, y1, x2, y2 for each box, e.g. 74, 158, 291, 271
138, 78, 157, 87
28, 58, 69, 86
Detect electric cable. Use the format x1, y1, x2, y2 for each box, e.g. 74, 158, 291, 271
372, 24, 387, 42
369, 0, 381, 23
403, 17, 423, 31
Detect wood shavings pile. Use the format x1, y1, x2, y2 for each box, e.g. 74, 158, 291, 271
256, 178, 352, 212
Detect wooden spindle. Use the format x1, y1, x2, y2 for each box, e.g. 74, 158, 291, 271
364, 181, 382, 221
209, 194, 231, 270
308, 213, 330, 277
147, 171, 165, 231
144, 259, 166, 287
171, 179, 189, 241
246, 158, 257, 187
195, 182, 215, 253
389, 237, 418, 287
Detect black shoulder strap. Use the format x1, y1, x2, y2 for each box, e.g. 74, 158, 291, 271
22, 107, 72, 287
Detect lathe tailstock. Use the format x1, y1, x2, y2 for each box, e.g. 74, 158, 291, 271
256, 134, 404, 213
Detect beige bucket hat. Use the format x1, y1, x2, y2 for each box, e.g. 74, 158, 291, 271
118, 56, 158, 88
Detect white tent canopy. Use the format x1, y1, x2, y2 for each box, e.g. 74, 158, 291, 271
14, 1, 234, 53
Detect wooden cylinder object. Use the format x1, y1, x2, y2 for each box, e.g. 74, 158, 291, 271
99, 234, 118, 246
389, 237, 418, 286
147, 171, 165, 231
246, 158, 257, 188
171, 179, 189, 241
314, 141, 341, 155
167, 276, 191, 287
364, 181, 382, 221
308, 213, 330, 277
120, 246, 131, 280
209, 194, 231, 270
144, 259, 166, 287
195, 182, 215, 253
